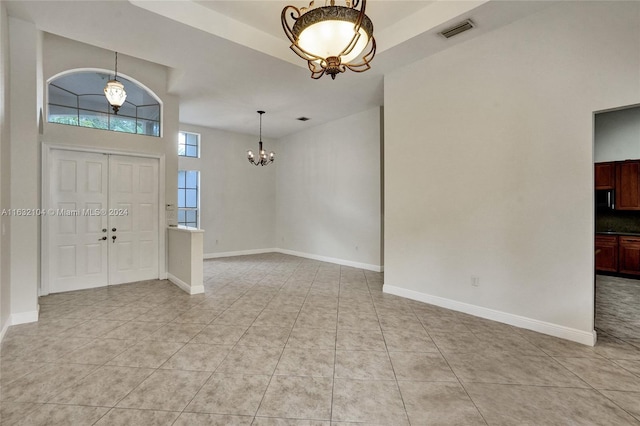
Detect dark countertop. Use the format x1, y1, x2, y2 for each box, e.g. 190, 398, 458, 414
596, 231, 640, 237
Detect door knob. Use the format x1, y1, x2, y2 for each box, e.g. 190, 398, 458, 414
112, 235, 117, 243
99, 236, 107, 241
112, 228, 117, 232
102, 228, 107, 233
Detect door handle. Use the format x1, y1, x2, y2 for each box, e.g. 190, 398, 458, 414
112, 235, 117, 243
99, 236, 107, 241
112, 228, 117, 232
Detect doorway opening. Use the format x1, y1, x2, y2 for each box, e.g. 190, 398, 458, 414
594, 103, 640, 343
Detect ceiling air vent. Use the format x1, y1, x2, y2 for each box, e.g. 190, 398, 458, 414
439, 19, 475, 39
297, 117, 310, 121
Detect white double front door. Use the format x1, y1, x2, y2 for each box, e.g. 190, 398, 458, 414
47, 149, 159, 293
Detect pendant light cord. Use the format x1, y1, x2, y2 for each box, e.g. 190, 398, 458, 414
115, 52, 119, 81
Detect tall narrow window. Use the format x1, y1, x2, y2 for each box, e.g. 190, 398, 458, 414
179, 131, 200, 158
178, 170, 199, 228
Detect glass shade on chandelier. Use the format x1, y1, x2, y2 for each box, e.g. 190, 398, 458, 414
282, 0, 376, 80
104, 52, 127, 114
247, 111, 274, 166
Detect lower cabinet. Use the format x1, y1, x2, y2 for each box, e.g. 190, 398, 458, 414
619, 236, 640, 275
595, 235, 618, 272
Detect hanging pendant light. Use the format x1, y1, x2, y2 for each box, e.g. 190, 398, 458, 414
282, 0, 376, 80
247, 111, 275, 166
104, 52, 127, 114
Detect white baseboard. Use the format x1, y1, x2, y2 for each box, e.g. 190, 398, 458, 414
9, 310, 39, 326
383, 284, 596, 346
275, 249, 383, 272
203, 247, 383, 273
204, 248, 277, 259
167, 273, 204, 295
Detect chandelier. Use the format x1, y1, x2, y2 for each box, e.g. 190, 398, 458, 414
282, 0, 376, 80
104, 52, 127, 114
247, 111, 275, 166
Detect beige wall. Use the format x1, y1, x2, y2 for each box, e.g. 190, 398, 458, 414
275, 107, 383, 270
177, 123, 276, 255
0, 0, 11, 336
384, 1, 640, 344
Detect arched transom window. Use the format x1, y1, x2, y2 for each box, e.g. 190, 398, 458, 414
48, 70, 161, 137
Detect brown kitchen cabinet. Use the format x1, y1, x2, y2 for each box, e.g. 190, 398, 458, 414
595, 162, 616, 190
595, 235, 618, 272
619, 236, 640, 275
615, 160, 640, 210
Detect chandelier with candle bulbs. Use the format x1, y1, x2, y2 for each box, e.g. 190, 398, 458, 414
282, 0, 376, 80
247, 111, 275, 166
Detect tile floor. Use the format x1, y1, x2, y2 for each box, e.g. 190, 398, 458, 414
1, 253, 639, 425
596, 274, 640, 341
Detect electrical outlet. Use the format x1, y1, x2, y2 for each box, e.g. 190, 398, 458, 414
471, 276, 480, 287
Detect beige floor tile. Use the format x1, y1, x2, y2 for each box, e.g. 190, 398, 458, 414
429, 332, 487, 355
212, 309, 262, 326
335, 350, 394, 380
600, 390, 640, 421
101, 321, 165, 340
116, 369, 211, 411
275, 347, 335, 377
448, 352, 589, 387
173, 309, 220, 324
382, 327, 438, 352
160, 343, 232, 371
185, 374, 270, 415
286, 327, 336, 349
594, 334, 640, 360
473, 331, 548, 356
0, 401, 42, 425
216, 345, 283, 375
465, 383, 639, 425
22, 337, 94, 362
389, 351, 458, 382
331, 379, 408, 424
0, 360, 46, 386
94, 408, 180, 425
191, 324, 249, 345
173, 412, 254, 425
254, 310, 299, 328
144, 322, 205, 343
49, 365, 154, 406
614, 359, 640, 376
555, 357, 640, 391
1, 363, 97, 403
236, 326, 292, 347
63, 338, 136, 365
106, 340, 184, 368
252, 418, 329, 425
257, 375, 333, 420
336, 328, 386, 351
57, 319, 126, 339
295, 311, 338, 329
398, 381, 486, 425
11, 404, 108, 426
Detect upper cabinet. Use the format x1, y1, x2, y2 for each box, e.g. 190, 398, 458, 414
595, 162, 616, 190
616, 160, 640, 210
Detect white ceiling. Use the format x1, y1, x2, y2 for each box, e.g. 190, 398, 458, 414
6, 0, 554, 138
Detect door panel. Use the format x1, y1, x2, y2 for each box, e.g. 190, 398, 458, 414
108, 155, 159, 285
49, 150, 109, 292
